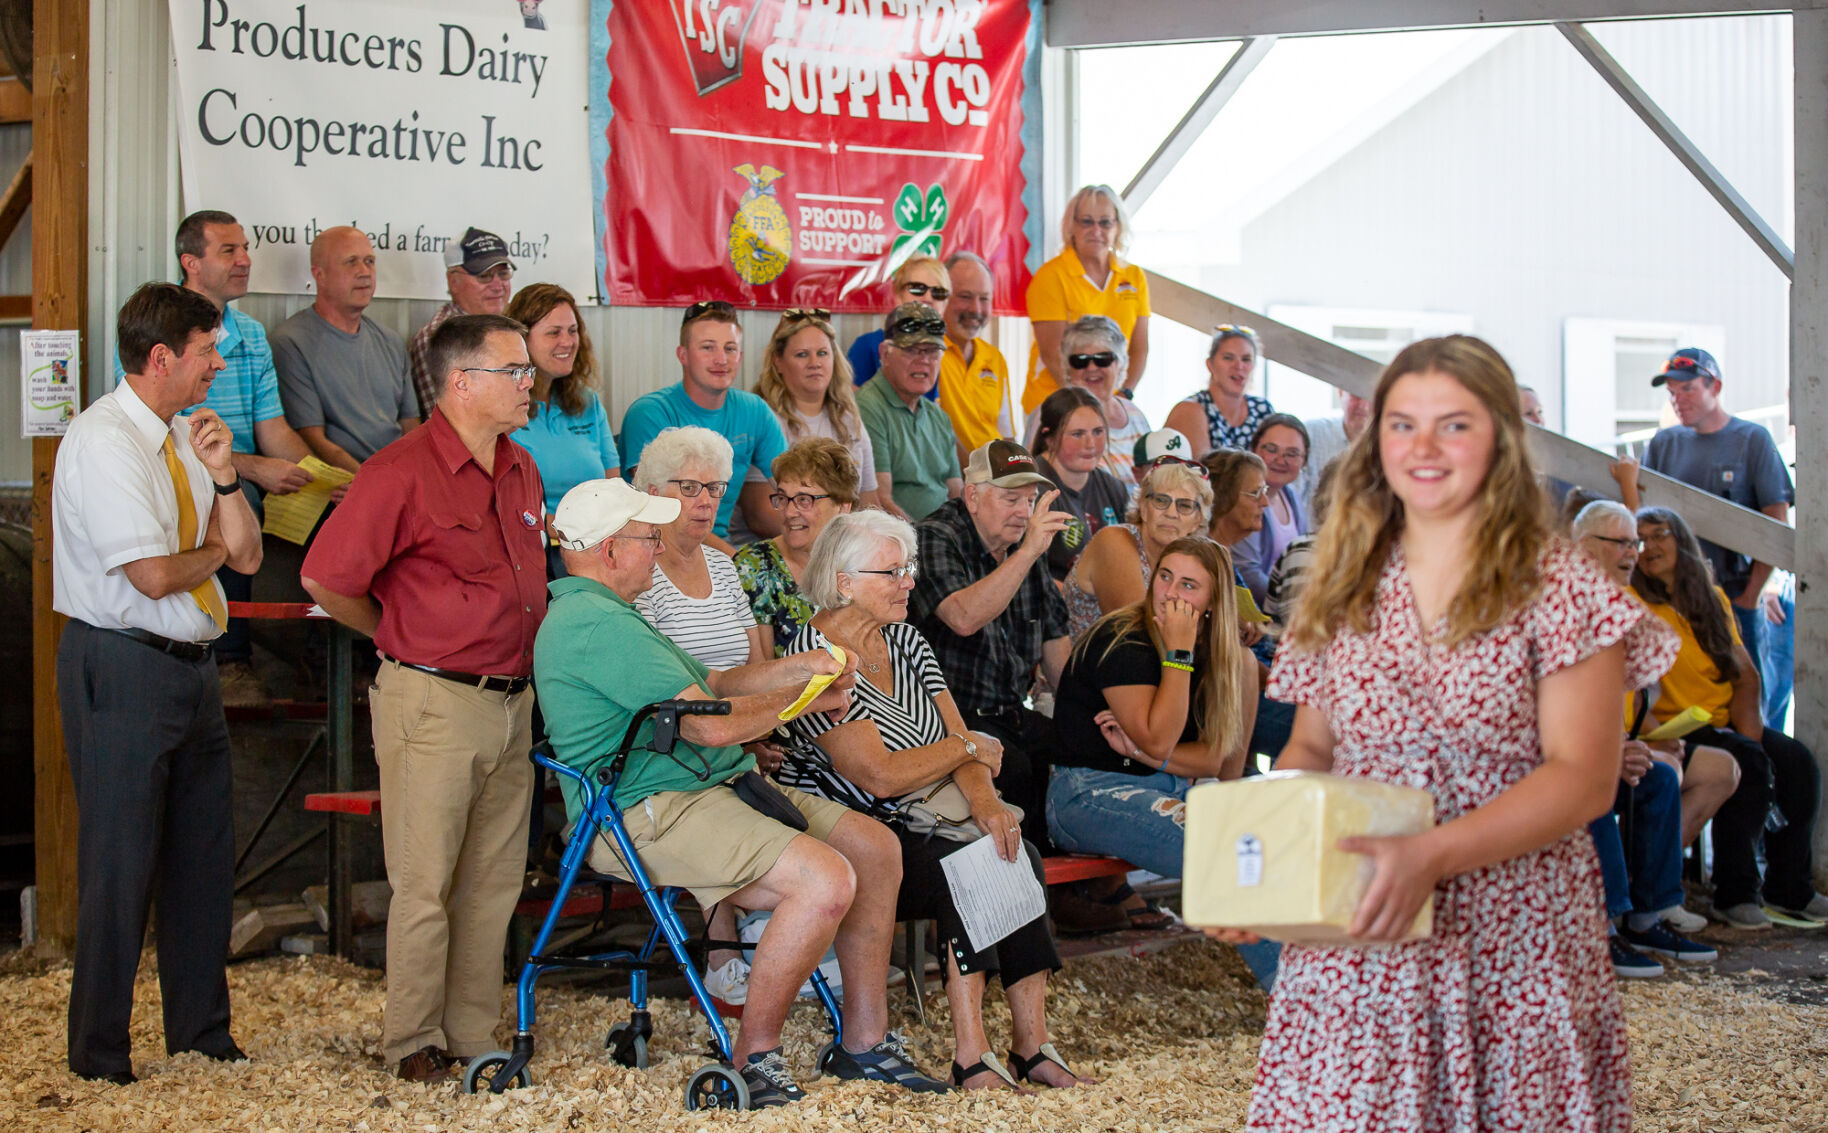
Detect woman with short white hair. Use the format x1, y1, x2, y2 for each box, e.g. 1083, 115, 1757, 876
779, 512, 1088, 1092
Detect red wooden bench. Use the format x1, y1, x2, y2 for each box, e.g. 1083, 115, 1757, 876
304, 790, 381, 816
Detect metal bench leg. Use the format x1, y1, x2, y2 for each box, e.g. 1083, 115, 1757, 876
903, 918, 929, 1024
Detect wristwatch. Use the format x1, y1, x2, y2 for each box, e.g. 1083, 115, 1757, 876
955, 732, 979, 759
1166, 648, 1196, 666
1116, 386, 1135, 400
213, 476, 243, 496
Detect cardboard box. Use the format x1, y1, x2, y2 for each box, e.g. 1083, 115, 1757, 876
1182, 770, 1437, 942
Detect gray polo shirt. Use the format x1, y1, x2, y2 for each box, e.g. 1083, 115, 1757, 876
271, 306, 416, 463
1643, 416, 1794, 596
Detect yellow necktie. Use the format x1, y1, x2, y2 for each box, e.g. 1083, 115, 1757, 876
162, 435, 229, 632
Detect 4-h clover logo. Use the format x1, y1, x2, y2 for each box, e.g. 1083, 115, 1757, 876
891, 183, 947, 259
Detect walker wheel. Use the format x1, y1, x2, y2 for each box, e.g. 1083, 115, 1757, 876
684, 1063, 750, 1111
815, 1039, 841, 1075
462, 1051, 532, 1094
606, 1023, 649, 1070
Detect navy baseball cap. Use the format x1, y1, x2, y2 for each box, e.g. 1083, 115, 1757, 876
444, 227, 513, 275
1651, 347, 1721, 387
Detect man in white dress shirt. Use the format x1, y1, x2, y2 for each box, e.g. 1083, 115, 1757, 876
52, 281, 262, 1084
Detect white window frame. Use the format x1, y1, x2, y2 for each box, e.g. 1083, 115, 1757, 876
1562, 317, 1725, 451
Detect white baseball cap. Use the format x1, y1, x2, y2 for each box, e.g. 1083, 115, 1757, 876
551, 479, 680, 550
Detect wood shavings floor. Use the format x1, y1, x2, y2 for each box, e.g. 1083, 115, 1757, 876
1, 941, 1823, 1132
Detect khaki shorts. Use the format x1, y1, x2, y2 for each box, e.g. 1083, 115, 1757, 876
587, 779, 852, 909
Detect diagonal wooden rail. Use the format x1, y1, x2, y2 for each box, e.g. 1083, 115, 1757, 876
1145, 269, 1796, 571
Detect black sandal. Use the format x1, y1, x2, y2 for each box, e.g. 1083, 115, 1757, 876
950, 1053, 1021, 1090
1007, 1043, 1081, 1086
1096, 882, 1178, 931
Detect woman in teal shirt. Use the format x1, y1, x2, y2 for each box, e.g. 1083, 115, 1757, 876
508, 284, 619, 576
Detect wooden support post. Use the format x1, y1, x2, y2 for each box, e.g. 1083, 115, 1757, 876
32, 0, 89, 960
1792, 8, 1828, 889
0, 149, 31, 252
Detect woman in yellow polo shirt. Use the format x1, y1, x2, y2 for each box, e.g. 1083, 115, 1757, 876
1023, 185, 1151, 414
1630, 506, 1824, 928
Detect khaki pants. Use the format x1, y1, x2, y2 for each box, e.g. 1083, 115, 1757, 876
370, 662, 534, 1064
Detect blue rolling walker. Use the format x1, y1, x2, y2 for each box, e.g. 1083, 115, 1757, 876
461, 699, 845, 1111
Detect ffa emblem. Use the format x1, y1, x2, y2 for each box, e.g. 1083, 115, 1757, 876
891, 182, 948, 259
670, 0, 761, 96
729, 164, 792, 284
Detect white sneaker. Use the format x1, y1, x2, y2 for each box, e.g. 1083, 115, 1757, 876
1660, 905, 1708, 934
704, 955, 749, 1005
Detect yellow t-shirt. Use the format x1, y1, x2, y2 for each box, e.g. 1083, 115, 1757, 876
1022, 247, 1152, 414
1631, 585, 1741, 727
938, 335, 1012, 453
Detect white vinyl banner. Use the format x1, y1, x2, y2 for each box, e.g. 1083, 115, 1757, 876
170, 0, 593, 301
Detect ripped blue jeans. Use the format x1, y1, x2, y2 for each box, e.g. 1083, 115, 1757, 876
1047, 765, 1281, 989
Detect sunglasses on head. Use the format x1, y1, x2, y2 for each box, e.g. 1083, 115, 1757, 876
902, 282, 949, 301
683, 299, 738, 324
1068, 352, 1117, 370
889, 313, 947, 339
1213, 324, 1258, 339
1147, 455, 1209, 479
781, 307, 831, 324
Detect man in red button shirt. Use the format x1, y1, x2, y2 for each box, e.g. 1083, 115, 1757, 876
302, 313, 547, 1082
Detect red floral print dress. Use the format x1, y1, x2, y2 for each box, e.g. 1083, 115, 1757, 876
1251, 541, 1677, 1132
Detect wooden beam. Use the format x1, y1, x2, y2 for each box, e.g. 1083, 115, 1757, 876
1048, 1, 1828, 48
33, 0, 90, 961
1146, 268, 1797, 571
0, 149, 30, 253
0, 77, 26, 123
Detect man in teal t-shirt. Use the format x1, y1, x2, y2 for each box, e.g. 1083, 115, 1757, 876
618, 302, 787, 550
532, 478, 949, 1104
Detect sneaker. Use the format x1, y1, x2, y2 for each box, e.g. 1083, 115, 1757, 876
1712, 902, 1773, 930
217, 659, 270, 709
1621, 921, 1718, 963
1660, 905, 1708, 934
739, 1048, 806, 1108
704, 956, 749, 1006
822, 1030, 952, 1093
1768, 893, 1828, 923
1608, 936, 1664, 979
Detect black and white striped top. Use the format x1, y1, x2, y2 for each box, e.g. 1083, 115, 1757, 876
778, 620, 951, 816
632, 546, 755, 670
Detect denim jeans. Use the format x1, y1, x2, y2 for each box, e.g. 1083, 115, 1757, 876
1047, 765, 1281, 988
1761, 577, 1794, 729
1589, 815, 1632, 919
1618, 761, 1684, 917
1732, 601, 1765, 693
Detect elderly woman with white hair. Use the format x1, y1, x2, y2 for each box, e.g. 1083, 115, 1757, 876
1025, 315, 1151, 482
1023, 184, 1152, 415
778, 512, 1089, 1093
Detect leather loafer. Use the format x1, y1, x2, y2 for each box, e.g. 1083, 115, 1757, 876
396, 1045, 453, 1083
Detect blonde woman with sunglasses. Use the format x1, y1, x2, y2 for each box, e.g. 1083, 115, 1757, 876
755, 308, 885, 511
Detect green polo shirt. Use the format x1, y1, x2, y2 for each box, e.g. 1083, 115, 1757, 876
856, 374, 962, 520
534, 576, 753, 817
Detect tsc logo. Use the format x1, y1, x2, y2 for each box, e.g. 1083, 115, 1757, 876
670, 0, 763, 95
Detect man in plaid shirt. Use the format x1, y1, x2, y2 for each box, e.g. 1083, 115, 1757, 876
408, 227, 515, 415
911, 439, 1073, 849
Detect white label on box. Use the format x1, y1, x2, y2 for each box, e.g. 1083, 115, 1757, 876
1236, 834, 1263, 887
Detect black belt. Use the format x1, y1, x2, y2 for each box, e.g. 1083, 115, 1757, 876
103, 625, 212, 663
382, 653, 531, 695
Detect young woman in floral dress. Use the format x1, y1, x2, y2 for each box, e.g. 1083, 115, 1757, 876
1236, 336, 1677, 1131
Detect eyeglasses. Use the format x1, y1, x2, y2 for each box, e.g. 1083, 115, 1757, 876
668, 478, 729, 498
461, 365, 537, 384
1144, 492, 1202, 517
852, 560, 920, 581
888, 312, 947, 340
1240, 485, 1271, 501
1068, 352, 1117, 370
1146, 456, 1209, 479
1640, 528, 1675, 543
683, 299, 738, 324
769, 490, 832, 510
901, 282, 950, 301
1589, 535, 1644, 551
470, 265, 513, 284
611, 531, 665, 550
1258, 442, 1307, 463
1074, 216, 1116, 230
782, 307, 831, 323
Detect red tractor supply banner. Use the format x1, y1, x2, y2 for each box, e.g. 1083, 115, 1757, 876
589, 0, 1044, 313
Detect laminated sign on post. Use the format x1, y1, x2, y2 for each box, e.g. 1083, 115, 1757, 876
22, 331, 80, 438
591, 0, 1045, 313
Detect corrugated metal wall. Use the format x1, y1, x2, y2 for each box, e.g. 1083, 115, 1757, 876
1187, 19, 1792, 428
